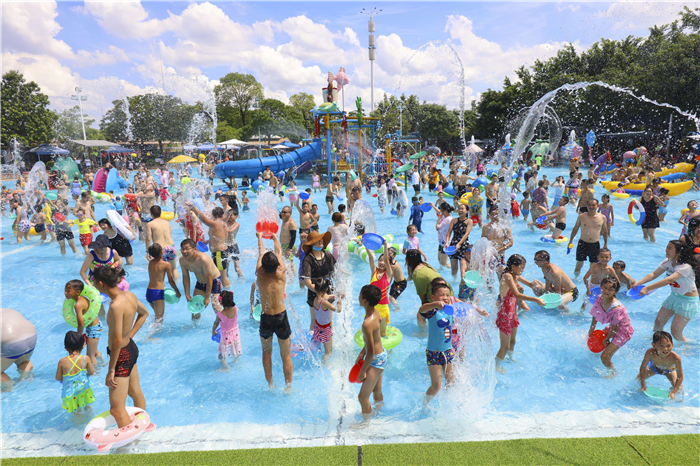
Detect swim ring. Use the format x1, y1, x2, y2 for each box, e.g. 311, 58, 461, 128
628, 199, 646, 226
62, 284, 101, 328
107, 210, 135, 241
540, 235, 569, 244
160, 211, 175, 221
459, 192, 473, 205
353, 325, 403, 350
611, 192, 629, 199
83, 407, 156, 452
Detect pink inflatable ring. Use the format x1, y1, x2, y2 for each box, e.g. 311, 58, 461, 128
84, 407, 155, 452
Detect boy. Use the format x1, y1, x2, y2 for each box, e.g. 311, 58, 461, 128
309, 204, 321, 232
146, 244, 181, 323
73, 209, 97, 254
418, 281, 455, 400
409, 197, 424, 233
520, 191, 530, 220
355, 284, 386, 420
583, 248, 617, 303
613, 260, 636, 290
64, 279, 103, 365
241, 191, 250, 212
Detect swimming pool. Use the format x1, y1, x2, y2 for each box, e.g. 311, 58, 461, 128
1, 165, 698, 458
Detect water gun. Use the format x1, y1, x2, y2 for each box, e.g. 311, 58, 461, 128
567, 243, 573, 255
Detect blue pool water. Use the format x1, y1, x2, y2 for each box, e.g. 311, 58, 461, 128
1, 165, 698, 456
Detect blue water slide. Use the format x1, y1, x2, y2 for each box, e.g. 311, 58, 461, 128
215, 140, 322, 179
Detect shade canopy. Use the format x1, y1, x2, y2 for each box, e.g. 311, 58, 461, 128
70, 139, 118, 147
219, 138, 247, 146
196, 142, 224, 151
167, 155, 197, 164
25, 144, 70, 155
465, 143, 484, 153
100, 145, 133, 153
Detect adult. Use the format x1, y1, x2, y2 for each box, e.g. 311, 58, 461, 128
255, 232, 292, 390
639, 186, 663, 243
179, 238, 223, 320
224, 210, 244, 279
531, 180, 548, 210
262, 166, 272, 182
435, 203, 453, 268
411, 169, 421, 195
528, 250, 579, 311
406, 249, 453, 324
145, 205, 179, 281
279, 206, 298, 262
576, 179, 595, 213
635, 240, 699, 342
98, 218, 135, 266
568, 198, 608, 278
484, 174, 499, 210
325, 176, 341, 214
481, 205, 514, 268
301, 231, 336, 330
445, 203, 474, 287
74, 191, 96, 221
187, 204, 231, 288
92, 266, 148, 428
1, 308, 36, 392
80, 234, 123, 285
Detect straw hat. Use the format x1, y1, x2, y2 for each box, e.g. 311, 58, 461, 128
302, 231, 331, 254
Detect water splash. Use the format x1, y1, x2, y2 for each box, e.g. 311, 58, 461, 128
348, 198, 377, 235
23, 162, 48, 207
82, 77, 134, 140
160, 73, 218, 148
1, 138, 22, 180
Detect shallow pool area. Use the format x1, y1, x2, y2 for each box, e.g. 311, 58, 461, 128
1, 165, 698, 458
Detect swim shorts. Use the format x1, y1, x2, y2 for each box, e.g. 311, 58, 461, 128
195, 277, 222, 295
107, 339, 139, 378
85, 321, 103, 340
426, 348, 454, 366
34, 223, 45, 233
389, 279, 407, 299
312, 321, 332, 343
376, 303, 390, 324
662, 292, 699, 319
212, 250, 229, 270
325, 196, 334, 203
555, 222, 567, 232
259, 310, 292, 340
579, 206, 588, 213
146, 288, 164, 303
79, 233, 93, 247
575, 240, 600, 263
370, 350, 388, 370
56, 229, 74, 241
522, 209, 530, 217
242, 204, 250, 211
162, 245, 177, 262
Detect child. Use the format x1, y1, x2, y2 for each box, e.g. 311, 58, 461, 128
304, 188, 313, 206
614, 183, 625, 194
526, 200, 547, 231
657, 188, 670, 222
73, 209, 97, 254
377, 181, 387, 214
417, 281, 455, 399
309, 204, 320, 232
327, 213, 348, 261
588, 277, 634, 370
679, 200, 699, 235
355, 284, 386, 420
64, 280, 103, 365
402, 224, 428, 261
368, 242, 394, 338
583, 248, 617, 304
409, 197, 423, 233
612, 260, 636, 290
146, 244, 181, 323
311, 278, 338, 359
386, 247, 407, 308
599, 194, 614, 237
212, 291, 242, 368
294, 230, 309, 288
30, 210, 47, 241
56, 330, 95, 413
495, 254, 544, 373
510, 193, 520, 218
111, 196, 124, 215
638, 331, 683, 399
520, 191, 530, 220
241, 191, 250, 212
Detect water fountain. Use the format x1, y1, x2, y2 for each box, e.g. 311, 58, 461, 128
0, 138, 22, 180
82, 77, 134, 140
23, 161, 48, 207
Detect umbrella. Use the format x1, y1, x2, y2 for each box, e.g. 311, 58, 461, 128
465, 143, 484, 154
196, 142, 224, 151
219, 138, 247, 146
410, 151, 426, 160
167, 155, 197, 164
25, 144, 70, 155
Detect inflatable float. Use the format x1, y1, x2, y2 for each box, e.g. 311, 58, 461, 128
214, 141, 322, 179
354, 325, 403, 350
91, 168, 108, 193
600, 180, 692, 197
655, 162, 694, 178
105, 168, 128, 192
628, 199, 646, 226
84, 407, 156, 452
107, 210, 136, 241
540, 235, 569, 244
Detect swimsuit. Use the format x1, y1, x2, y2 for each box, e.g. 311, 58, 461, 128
85, 322, 103, 340
312, 300, 333, 344
108, 231, 133, 258
370, 269, 391, 323
195, 277, 223, 295
212, 250, 229, 270
302, 251, 336, 307
88, 249, 116, 278
589, 297, 634, 347
421, 307, 454, 366
575, 239, 600, 263
496, 278, 519, 336
647, 360, 677, 375
217, 309, 242, 358
555, 222, 567, 232
259, 310, 292, 340
599, 205, 612, 224
61, 356, 94, 413
107, 339, 139, 377
449, 218, 471, 260
370, 350, 388, 370
146, 289, 165, 303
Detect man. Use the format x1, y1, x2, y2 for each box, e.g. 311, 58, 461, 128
279, 206, 298, 261
484, 174, 499, 210
94, 267, 149, 428
325, 176, 340, 214
179, 238, 222, 320
224, 210, 244, 279
187, 203, 231, 288
576, 179, 595, 213
568, 198, 608, 278
541, 195, 569, 240
145, 205, 179, 281
256, 231, 292, 390
263, 166, 272, 182
528, 250, 579, 311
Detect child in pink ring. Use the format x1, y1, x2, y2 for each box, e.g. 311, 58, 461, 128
588, 277, 634, 370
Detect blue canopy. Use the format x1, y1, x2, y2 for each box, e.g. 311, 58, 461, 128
26, 144, 70, 155
280, 140, 300, 149
196, 142, 224, 151
100, 145, 133, 154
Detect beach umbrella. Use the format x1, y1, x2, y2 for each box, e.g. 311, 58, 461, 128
167, 155, 197, 164
26, 144, 70, 155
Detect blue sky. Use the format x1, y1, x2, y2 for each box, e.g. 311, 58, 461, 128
2, 1, 693, 122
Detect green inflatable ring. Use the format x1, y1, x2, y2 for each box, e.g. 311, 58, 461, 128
62, 284, 101, 328
354, 325, 403, 350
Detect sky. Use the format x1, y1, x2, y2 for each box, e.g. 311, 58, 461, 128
2, 1, 695, 124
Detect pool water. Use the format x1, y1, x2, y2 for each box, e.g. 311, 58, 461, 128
1, 165, 698, 457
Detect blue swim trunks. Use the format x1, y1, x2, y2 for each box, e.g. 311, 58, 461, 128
146, 288, 165, 303
370, 350, 388, 370
426, 348, 454, 366
85, 321, 103, 340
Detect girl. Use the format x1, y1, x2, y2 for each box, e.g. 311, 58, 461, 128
657, 188, 670, 222
639, 186, 663, 243
402, 224, 427, 262
436, 203, 453, 268
312, 172, 321, 193
496, 254, 544, 373
98, 218, 135, 266
467, 187, 484, 226
56, 331, 95, 413
212, 291, 242, 368
588, 277, 634, 369
311, 278, 337, 358
80, 234, 123, 285
445, 203, 474, 291
368, 243, 394, 338
636, 240, 699, 342
64, 280, 103, 365
679, 200, 699, 236
638, 331, 684, 400
599, 193, 614, 237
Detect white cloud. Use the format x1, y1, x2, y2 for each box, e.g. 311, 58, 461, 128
596, 1, 694, 31
84, 1, 170, 40
2, 52, 79, 99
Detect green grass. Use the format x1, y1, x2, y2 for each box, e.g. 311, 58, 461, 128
3, 434, 697, 465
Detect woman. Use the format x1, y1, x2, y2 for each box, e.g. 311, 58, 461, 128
639, 186, 663, 243
98, 218, 135, 266
636, 240, 699, 342
406, 249, 453, 305
80, 234, 123, 285
435, 203, 453, 268
445, 203, 474, 289
301, 231, 336, 331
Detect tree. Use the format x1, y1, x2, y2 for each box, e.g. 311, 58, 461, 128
214, 73, 263, 127
288, 92, 316, 133
417, 103, 460, 147
53, 106, 96, 142
1, 70, 55, 147
100, 100, 129, 142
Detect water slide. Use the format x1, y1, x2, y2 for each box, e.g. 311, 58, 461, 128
214, 140, 322, 179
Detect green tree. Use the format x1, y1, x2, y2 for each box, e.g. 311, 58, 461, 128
53, 106, 96, 142
1, 70, 56, 147
417, 103, 460, 147
288, 92, 316, 133
214, 73, 264, 127
100, 100, 129, 142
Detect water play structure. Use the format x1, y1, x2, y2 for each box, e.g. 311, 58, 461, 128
214, 140, 323, 179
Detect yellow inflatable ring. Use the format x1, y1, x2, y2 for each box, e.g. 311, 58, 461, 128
62, 284, 101, 328
459, 192, 473, 205
160, 211, 175, 221
611, 192, 630, 199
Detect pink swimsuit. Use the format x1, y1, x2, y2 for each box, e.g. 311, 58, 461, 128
496, 278, 519, 336
217, 309, 242, 358
590, 297, 634, 348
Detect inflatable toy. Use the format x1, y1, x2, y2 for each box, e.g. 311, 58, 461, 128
91, 168, 108, 193
628, 200, 645, 226
106, 210, 135, 241
600, 180, 692, 197
105, 168, 128, 192
459, 192, 473, 205
62, 285, 100, 328
83, 407, 156, 452
160, 211, 175, 221
540, 235, 568, 244
611, 192, 629, 199
354, 325, 403, 350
